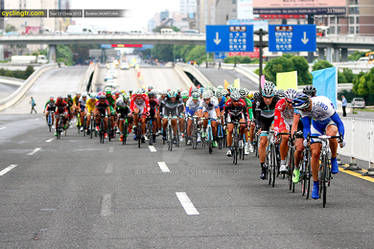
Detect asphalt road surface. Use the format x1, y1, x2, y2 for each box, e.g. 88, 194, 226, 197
198, 68, 258, 90
95, 67, 188, 92
1, 114, 374, 249
0, 83, 18, 99
1, 66, 87, 114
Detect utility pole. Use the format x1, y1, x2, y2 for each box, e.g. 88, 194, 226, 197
254, 28, 268, 92
307, 14, 315, 63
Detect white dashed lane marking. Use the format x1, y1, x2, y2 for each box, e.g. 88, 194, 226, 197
27, 147, 41, 156
176, 192, 199, 216
0, 164, 18, 176
157, 162, 170, 173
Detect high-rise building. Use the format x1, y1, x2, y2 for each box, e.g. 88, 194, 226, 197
196, 0, 216, 32
180, 0, 197, 17
215, 0, 237, 25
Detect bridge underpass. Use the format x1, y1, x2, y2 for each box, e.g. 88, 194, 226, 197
197, 68, 258, 90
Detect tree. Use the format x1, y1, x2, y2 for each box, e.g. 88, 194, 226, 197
348, 51, 366, 61
151, 44, 174, 62
5, 24, 16, 33
185, 46, 206, 64
291, 56, 312, 85
264, 56, 295, 83
56, 45, 73, 66
312, 60, 333, 71
342, 68, 354, 83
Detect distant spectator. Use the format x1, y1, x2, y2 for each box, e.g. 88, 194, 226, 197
342, 95, 347, 117
30, 96, 37, 114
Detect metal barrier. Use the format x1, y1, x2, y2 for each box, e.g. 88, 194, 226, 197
339, 118, 374, 174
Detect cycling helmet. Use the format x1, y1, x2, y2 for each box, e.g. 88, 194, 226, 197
148, 85, 154, 91
284, 89, 298, 102
262, 81, 275, 97
167, 90, 177, 98
105, 89, 112, 95
89, 93, 96, 99
67, 94, 72, 98
49, 96, 54, 101
253, 91, 260, 99
192, 91, 200, 100
216, 90, 224, 98
82, 92, 88, 98
141, 88, 146, 94
76, 92, 81, 95
248, 91, 255, 99
303, 85, 317, 97
222, 89, 229, 97
134, 88, 143, 95
277, 89, 285, 98
181, 90, 189, 99
98, 94, 106, 100
56, 96, 63, 102
199, 87, 205, 95
202, 90, 213, 100
230, 90, 241, 102
191, 88, 199, 94
217, 85, 224, 91
292, 92, 311, 110
148, 90, 156, 98
239, 88, 247, 99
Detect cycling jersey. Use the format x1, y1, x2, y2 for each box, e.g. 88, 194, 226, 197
161, 97, 184, 117
243, 97, 253, 120
149, 98, 159, 119
274, 98, 294, 133
55, 101, 68, 114
254, 94, 280, 131
200, 97, 219, 120
44, 100, 56, 112
130, 94, 150, 115
224, 99, 248, 122
86, 99, 96, 113
95, 100, 110, 114
116, 98, 130, 118
185, 98, 201, 116
79, 97, 87, 112
218, 96, 226, 112
299, 96, 345, 140
73, 96, 80, 106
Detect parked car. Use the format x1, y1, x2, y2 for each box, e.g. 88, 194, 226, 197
351, 98, 365, 109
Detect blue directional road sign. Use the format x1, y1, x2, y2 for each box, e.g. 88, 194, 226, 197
206, 25, 254, 53
215, 52, 226, 59
268, 24, 316, 52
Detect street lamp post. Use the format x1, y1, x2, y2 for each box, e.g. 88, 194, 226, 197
254, 28, 268, 92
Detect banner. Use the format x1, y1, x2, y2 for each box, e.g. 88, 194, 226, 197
276, 71, 298, 90
233, 78, 240, 89
312, 67, 338, 108
260, 75, 266, 89
224, 80, 230, 90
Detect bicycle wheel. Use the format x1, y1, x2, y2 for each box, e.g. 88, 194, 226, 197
267, 151, 272, 185
208, 126, 212, 154
289, 147, 295, 192
306, 153, 311, 200
271, 144, 276, 188
90, 117, 93, 139
322, 156, 328, 208
100, 118, 104, 144
168, 124, 172, 151
123, 121, 128, 145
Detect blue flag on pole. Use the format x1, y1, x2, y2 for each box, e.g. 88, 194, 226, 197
312, 67, 338, 108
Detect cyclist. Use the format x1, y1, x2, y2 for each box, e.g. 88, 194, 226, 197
254, 81, 280, 180
291, 86, 317, 183
186, 91, 202, 145
86, 93, 97, 135
273, 88, 298, 173
116, 93, 132, 142
148, 90, 160, 144
161, 90, 184, 143
239, 88, 253, 155
95, 94, 111, 139
181, 90, 189, 105
78, 92, 88, 132
198, 90, 221, 148
248, 91, 259, 153
44, 96, 56, 126
54, 96, 69, 136
130, 89, 150, 143
224, 90, 248, 157
66, 94, 74, 123
293, 93, 345, 199
105, 90, 117, 138
72, 92, 81, 116
216, 89, 226, 125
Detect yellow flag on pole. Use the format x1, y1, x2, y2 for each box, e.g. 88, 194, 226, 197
276, 71, 298, 90
224, 80, 230, 90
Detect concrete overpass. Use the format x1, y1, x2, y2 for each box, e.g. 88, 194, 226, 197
1, 33, 374, 62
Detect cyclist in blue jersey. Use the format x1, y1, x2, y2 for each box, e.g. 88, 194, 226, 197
293, 93, 345, 200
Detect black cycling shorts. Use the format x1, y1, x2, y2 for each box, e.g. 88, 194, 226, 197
259, 117, 273, 132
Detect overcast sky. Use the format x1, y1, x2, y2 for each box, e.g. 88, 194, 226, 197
71, 0, 179, 31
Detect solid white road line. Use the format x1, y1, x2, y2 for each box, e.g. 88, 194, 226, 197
0, 164, 18, 176
27, 147, 41, 156
0, 127, 6, 130
105, 163, 113, 174
157, 162, 170, 173
108, 146, 114, 153
149, 145, 157, 152
45, 138, 54, 143
176, 192, 199, 216
100, 193, 112, 217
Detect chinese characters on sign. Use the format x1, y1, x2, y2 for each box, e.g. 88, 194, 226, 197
229, 26, 248, 52
274, 25, 293, 52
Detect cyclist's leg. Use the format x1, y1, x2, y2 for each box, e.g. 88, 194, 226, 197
294, 138, 304, 167
226, 122, 234, 156
171, 118, 178, 137
141, 114, 147, 135
45, 111, 49, 123
326, 123, 339, 173
162, 117, 168, 138
187, 117, 193, 137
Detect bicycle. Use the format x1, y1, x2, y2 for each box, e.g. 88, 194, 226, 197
119, 116, 129, 145
55, 113, 66, 140
301, 142, 312, 199
47, 111, 54, 132
89, 111, 97, 139
166, 114, 174, 151
76, 112, 82, 134
217, 121, 225, 150
309, 135, 340, 208
98, 113, 106, 144
277, 132, 295, 192
189, 115, 200, 150
231, 121, 247, 165
146, 117, 155, 145
201, 117, 214, 154
264, 131, 277, 187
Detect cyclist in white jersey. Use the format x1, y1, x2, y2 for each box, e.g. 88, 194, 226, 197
293, 93, 345, 200
185, 91, 202, 144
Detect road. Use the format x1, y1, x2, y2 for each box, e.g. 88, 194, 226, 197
1, 66, 87, 114
0, 83, 18, 98
95, 66, 189, 92
198, 68, 258, 90
1, 113, 374, 248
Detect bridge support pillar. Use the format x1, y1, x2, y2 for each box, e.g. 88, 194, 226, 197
326, 47, 333, 63
334, 48, 340, 62
341, 48, 348, 62
318, 48, 325, 60
48, 44, 56, 63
